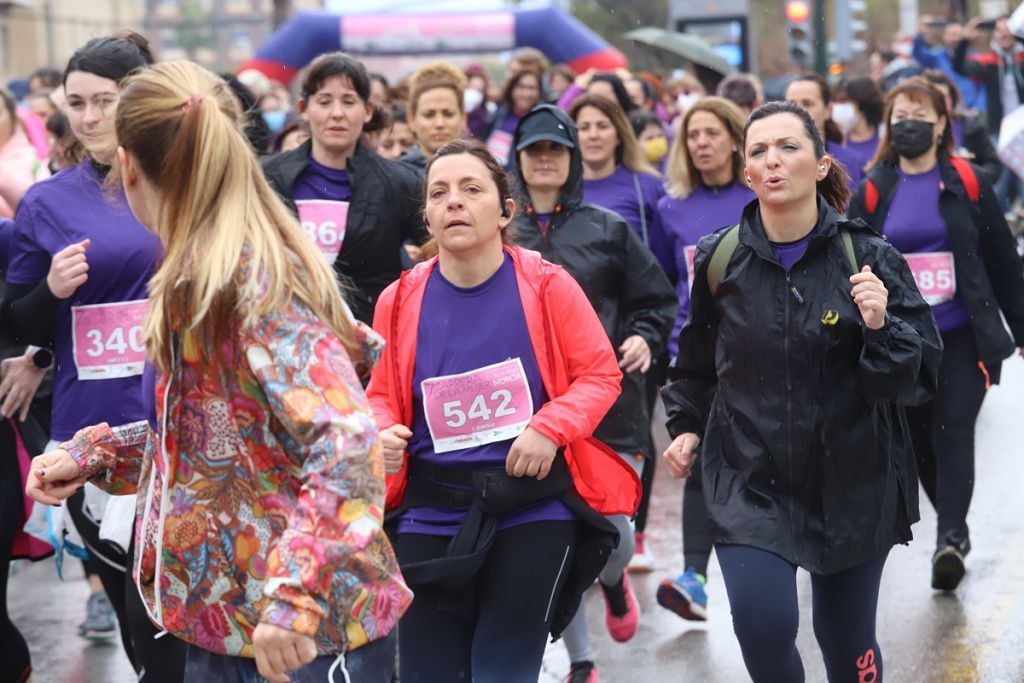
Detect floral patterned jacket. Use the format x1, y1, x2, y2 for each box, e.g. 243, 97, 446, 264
62, 300, 412, 657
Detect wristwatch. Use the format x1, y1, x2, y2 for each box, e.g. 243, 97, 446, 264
31, 347, 54, 370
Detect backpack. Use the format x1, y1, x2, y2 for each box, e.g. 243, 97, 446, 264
863, 156, 979, 215
706, 224, 858, 296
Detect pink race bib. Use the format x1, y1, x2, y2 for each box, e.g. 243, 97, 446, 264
684, 245, 697, 292
420, 358, 534, 454
486, 130, 514, 166
905, 252, 956, 305
71, 300, 148, 380
296, 200, 349, 261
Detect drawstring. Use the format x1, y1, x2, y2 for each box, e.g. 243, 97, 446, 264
978, 361, 992, 392
153, 630, 169, 640
327, 651, 351, 683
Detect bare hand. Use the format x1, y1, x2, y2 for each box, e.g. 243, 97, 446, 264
25, 448, 86, 506
618, 335, 652, 373
964, 16, 983, 41
252, 623, 317, 683
850, 265, 888, 331
0, 351, 46, 421
380, 424, 411, 475
663, 433, 700, 479
47, 239, 90, 299
575, 68, 597, 89
505, 426, 558, 480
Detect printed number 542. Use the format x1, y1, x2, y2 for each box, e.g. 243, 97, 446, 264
443, 390, 515, 428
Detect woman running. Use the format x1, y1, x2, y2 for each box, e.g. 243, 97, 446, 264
663, 100, 941, 683
654, 96, 754, 623
369, 138, 640, 683
786, 73, 869, 188
511, 104, 676, 683
25, 59, 410, 683
402, 62, 468, 169
483, 69, 543, 168
848, 77, 1024, 591
262, 52, 424, 325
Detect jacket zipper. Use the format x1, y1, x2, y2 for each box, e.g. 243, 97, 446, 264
783, 271, 799, 560
150, 341, 176, 627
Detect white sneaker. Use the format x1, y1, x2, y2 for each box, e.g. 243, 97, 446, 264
627, 533, 655, 573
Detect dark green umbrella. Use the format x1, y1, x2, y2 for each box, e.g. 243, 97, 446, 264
624, 27, 737, 77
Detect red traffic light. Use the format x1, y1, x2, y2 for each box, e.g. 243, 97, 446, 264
785, 0, 811, 23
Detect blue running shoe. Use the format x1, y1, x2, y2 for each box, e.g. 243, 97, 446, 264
657, 567, 708, 621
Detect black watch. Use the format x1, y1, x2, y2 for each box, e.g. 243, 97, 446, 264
31, 347, 53, 370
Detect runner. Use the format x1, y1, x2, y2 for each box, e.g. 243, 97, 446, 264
483, 69, 543, 168
402, 62, 468, 169
786, 73, 869, 188
1, 32, 187, 678
663, 100, 942, 683
25, 59, 409, 683
368, 138, 640, 683
921, 69, 1002, 183
848, 77, 1024, 591
510, 105, 676, 683
0, 86, 49, 218
262, 52, 424, 325
832, 77, 884, 164
654, 96, 754, 622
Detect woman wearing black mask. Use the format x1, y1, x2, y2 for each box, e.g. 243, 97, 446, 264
849, 77, 1024, 593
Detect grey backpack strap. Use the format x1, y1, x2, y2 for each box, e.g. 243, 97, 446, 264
706, 224, 741, 296
840, 227, 858, 274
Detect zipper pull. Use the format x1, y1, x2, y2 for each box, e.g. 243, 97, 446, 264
790, 285, 804, 304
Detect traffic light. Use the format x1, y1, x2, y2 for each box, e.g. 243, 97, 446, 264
785, 0, 812, 68
835, 0, 868, 61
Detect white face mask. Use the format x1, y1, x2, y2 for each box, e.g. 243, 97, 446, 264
464, 88, 484, 113
676, 92, 701, 112
831, 102, 860, 134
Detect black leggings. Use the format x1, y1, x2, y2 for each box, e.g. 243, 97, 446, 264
395, 521, 576, 683
905, 325, 988, 549
717, 544, 887, 683
682, 457, 714, 576
0, 420, 30, 683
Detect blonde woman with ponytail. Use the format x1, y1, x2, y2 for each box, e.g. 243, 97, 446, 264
26, 61, 411, 683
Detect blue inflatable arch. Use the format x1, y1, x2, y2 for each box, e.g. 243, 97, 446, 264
238, 6, 628, 85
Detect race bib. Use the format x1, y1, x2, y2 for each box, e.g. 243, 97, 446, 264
296, 200, 349, 261
71, 300, 148, 380
684, 245, 697, 293
486, 130, 514, 166
905, 252, 956, 305
421, 358, 534, 454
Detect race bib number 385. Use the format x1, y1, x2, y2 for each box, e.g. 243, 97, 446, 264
905, 252, 956, 305
71, 300, 148, 380
421, 358, 534, 454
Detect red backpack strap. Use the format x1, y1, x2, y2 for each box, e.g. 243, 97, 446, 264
950, 156, 980, 202
865, 178, 879, 215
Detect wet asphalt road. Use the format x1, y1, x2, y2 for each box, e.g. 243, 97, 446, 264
11, 359, 1024, 682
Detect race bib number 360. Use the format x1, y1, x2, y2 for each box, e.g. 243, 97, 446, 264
421, 358, 534, 454
905, 252, 956, 305
296, 199, 349, 261
71, 300, 148, 380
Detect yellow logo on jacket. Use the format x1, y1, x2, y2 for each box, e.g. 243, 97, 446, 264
821, 310, 840, 325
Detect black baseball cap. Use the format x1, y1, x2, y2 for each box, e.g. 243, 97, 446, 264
515, 110, 576, 151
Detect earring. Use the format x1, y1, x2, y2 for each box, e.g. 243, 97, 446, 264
745, 176, 752, 183
819, 165, 826, 171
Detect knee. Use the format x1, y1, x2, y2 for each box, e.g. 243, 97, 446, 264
730, 602, 798, 655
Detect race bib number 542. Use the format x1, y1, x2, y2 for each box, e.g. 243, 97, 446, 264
420, 358, 534, 454
71, 300, 148, 380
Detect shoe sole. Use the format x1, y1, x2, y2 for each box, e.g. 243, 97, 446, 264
656, 582, 707, 621
932, 550, 966, 591
627, 559, 655, 574
80, 628, 117, 640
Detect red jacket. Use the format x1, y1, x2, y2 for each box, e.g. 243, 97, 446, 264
367, 246, 641, 516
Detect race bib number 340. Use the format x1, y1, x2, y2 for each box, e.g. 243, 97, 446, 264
421, 358, 534, 454
71, 300, 148, 380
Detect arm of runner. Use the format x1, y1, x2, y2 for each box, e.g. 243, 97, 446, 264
663, 433, 700, 479
380, 424, 411, 475
0, 349, 46, 421
57, 420, 151, 495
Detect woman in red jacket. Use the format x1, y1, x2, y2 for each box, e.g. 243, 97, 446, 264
366, 138, 639, 683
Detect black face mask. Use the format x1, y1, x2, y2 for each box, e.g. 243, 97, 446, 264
890, 119, 936, 159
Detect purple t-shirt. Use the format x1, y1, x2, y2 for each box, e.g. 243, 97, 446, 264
399, 254, 573, 536
828, 141, 866, 189
583, 166, 675, 278
770, 229, 817, 271
292, 158, 353, 202
485, 113, 519, 167
882, 165, 969, 331
658, 182, 755, 356
7, 161, 159, 440
844, 132, 880, 167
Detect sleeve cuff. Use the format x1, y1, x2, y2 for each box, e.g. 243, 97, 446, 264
260, 592, 322, 639
62, 423, 115, 478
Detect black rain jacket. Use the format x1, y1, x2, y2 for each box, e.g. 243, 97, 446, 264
262, 139, 425, 323
511, 105, 677, 456
663, 199, 943, 574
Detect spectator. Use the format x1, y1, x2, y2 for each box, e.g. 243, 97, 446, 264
913, 14, 987, 113
923, 69, 1002, 183
716, 73, 762, 117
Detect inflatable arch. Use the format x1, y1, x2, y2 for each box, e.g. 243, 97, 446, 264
238, 6, 628, 85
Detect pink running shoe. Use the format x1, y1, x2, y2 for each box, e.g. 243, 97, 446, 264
600, 573, 640, 642
565, 660, 599, 683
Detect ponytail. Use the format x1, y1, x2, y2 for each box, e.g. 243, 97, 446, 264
820, 157, 851, 212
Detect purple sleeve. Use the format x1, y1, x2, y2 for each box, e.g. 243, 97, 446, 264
557, 83, 585, 111
643, 178, 677, 283
6, 200, 51, 285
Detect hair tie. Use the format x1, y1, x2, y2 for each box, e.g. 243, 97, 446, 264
182, 93, 205, 113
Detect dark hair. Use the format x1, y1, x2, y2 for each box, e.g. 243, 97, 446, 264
744, 101, 851, 212
590, 73, 637, 114
30, 67, 62, 90
923, 68, 962, 115
270, 114, 309, 154
870, 77, 954, 169
502, 69, 542, 112
786, 72, 843, 144
716, 74, 760, 111
370, 72, 389, 89
299, 52, 387, 134
218, 72, 272, 155
840, 77, 884, 128
628, 109, 661, 139
63, 30, 154, 85
46, 108, 68, 139
629, 77, 656, 107
0, 87, 16, 123
390, 105, 407, 125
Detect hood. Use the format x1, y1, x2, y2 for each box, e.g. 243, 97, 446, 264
512, 104, 584, 213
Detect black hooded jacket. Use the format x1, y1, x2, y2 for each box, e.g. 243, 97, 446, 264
663, 199, 943, 574
511, 105, 677, 455
262, 140, 425, 323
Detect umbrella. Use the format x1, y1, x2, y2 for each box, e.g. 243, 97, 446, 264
624, 27, 737, 77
